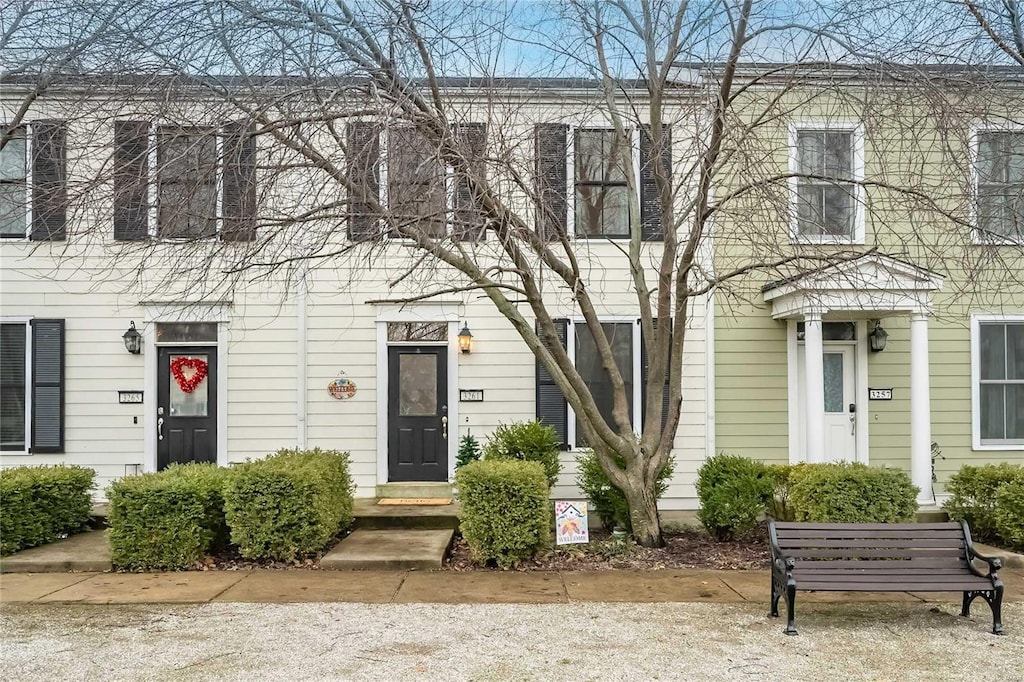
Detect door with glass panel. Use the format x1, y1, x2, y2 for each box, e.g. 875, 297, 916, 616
388, 346, 448, 481
157, 346, 217, 469
797, 344, 857, 462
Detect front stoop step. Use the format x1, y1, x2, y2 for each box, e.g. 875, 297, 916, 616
353, 498, 460, 530
375, 482, 453, 499
321, 529, 454, 570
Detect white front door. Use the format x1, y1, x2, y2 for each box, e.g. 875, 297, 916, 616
797, 344, 857, 462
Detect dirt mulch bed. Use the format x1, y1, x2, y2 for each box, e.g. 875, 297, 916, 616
445, 526, 770, 572
189, 535, 349, 572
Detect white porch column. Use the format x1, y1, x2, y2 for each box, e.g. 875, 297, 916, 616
804, 312, 826, 463
910, 312, 934, 505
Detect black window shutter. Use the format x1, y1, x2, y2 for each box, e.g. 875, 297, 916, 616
536, 318, 569, 449
640, 318, 672, 432
453, 122, 487, 241
30, 319, 64, 453
113, 120, 150, 241
221, 121, 257, 242
346, 121, 380, 241
639, 124, 671, 241
534, 123, 568, 241
30, 121, 67, 241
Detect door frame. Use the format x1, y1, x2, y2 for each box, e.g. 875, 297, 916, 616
375, 306, 461, 485
787, 319, 869, 464
156, 345, 219, 470
143, 305, 231, 473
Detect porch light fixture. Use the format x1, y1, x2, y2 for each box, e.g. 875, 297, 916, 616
122, 321, 142, 354
868, 320, 888, 353
457, 322, 473, 354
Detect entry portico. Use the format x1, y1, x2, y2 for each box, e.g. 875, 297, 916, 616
762, 253, 944, 504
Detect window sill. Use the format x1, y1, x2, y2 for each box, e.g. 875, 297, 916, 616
972, 442, 1024, 452
971, 236, 1024, 247
790, 235, 864, 246
0, 449, 32, 457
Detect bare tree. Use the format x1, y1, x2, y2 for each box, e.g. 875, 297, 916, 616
2, 0, 1021, 545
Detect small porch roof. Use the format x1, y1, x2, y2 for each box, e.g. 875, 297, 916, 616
762, 253, 944, 320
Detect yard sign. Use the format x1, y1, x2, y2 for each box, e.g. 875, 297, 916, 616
555, 501, 589, 545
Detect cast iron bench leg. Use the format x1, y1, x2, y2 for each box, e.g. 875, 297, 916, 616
769, 574, 781, 618
992, 585, 1005, 636
961, 591, 972, 617
784, 582, 798, 635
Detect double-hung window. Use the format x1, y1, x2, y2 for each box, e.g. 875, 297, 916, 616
345, 122, 487, 242
976, 131, 1024, 243
0, 319, 65, 454
0, 128, 28, 238
791, 126, 863, 241
535, 318, 671, 450
112, 121, 256, 241
574, 129, 632, 238
974, 318, 1024, 448
0, 122, 67, 241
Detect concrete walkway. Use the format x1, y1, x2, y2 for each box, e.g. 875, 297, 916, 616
2, 568, 1022, 605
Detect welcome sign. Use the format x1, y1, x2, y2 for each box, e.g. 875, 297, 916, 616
555, 501, 589, 545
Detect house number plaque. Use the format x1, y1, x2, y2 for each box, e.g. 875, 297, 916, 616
460, 389, 484, 402
868, 388, 893, 401
118, 391, 144, 404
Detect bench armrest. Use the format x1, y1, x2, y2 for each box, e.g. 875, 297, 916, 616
960, 519, 1002, 577
767, 521, 796, 574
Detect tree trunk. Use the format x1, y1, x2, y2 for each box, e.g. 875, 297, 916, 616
624, 477, 664, 548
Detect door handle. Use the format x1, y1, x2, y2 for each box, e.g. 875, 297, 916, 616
157, 417, 164, 441
848, 404, 855, 435
441, 415, 448, 439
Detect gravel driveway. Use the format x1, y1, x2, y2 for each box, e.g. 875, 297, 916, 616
2, 601, 1020, 681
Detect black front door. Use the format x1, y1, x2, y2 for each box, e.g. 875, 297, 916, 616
157, 346, 217, 470
388, 346, 448, 481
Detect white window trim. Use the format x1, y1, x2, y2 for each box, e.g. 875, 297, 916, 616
565, 317, 643, 450
568, 126, 641, 241
971, 313, 1024, 451
0, 316, 33, 456
969, 121, 1024, 246
0, 122, 33, 240
787, 120, 866, 245
146, 123, 228, 240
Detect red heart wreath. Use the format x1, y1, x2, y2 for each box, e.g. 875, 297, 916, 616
170, 357, 208, 394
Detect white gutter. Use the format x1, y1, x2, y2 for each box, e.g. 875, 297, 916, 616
296, 260, 309, 449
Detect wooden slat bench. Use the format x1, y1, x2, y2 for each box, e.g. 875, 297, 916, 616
768, 520, 1005, 635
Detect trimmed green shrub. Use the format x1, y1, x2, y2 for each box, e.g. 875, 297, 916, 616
788, 463, 918, 523
224, 447, 355, 561
483, 421, 561, 487
945, 464, 1023, 543
576, 449, 674, 531
994, 475, 1024, 551
0, 465, 95, 555
457, 434, 482, 469
108, 463, 230, 570
765, 463, 814, 522
696, 455, 774, 540
456, 459, 550, 569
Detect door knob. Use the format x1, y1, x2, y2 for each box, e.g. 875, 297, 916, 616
441, 415, 448, 439
157, 417, 164, 441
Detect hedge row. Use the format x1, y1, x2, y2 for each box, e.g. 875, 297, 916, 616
108, 464, 230, 570
945, 464, 1024, 550
0, 465, 96, 555
695, 455, 920, 539
108, 448, 355, 569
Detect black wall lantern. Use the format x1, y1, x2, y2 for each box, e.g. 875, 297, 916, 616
457, 322, 473, 354
868, 320, 888, 353
122, 321, 142, 354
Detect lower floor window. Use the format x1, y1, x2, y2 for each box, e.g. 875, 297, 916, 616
977, 320, 1024, 446
575, 322, 634, 447
1, 323, 28, 450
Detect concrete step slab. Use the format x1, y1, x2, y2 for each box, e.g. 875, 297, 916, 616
353, 498, 460, 530
321, 529, 453, 571
0, 530, 112, 573
375, 483, 453, 499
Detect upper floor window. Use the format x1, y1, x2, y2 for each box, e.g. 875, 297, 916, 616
575, 129, 632, 238
0, 127, 28, 238
790, 126, 863, 243
345, 122, 487, 242
113, 120, 255, 242
534, 123, 670, 241
976, 131, 1024, 243
0, 122, 67, 241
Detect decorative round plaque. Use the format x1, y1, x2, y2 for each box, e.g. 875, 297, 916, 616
328, 377, 357, 400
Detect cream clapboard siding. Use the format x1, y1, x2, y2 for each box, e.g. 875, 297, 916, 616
713, 83, 1024, 494
0, 90, 712, 507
